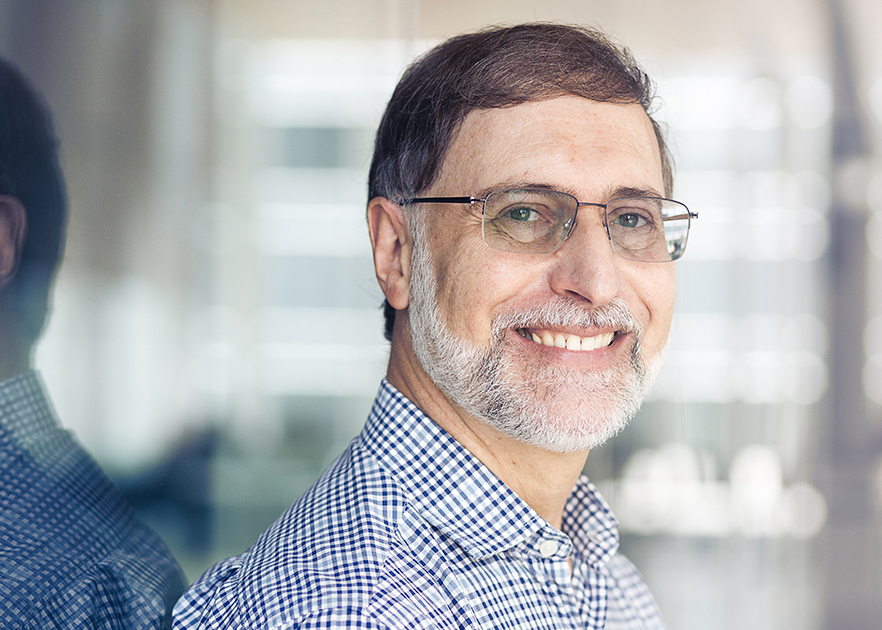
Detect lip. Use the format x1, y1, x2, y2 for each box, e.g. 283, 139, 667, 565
507, 326, 630, 369
515, 326, 620, 351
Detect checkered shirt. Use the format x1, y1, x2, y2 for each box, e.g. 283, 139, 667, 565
0, 371, 186, 629
174, 380, 664, 629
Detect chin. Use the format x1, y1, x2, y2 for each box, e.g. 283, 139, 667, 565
477, 360, 649, 453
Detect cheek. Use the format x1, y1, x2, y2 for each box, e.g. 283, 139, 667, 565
436, 253, 501, 334
434, 246, 539, 340
638, 267, 676, 351
429, 231, 491, 328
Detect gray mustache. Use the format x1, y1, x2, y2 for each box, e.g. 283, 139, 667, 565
492, 297, 642, 337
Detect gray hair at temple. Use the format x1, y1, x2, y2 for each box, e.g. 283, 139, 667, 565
0, 57, 68, 348
367, 23, 674, 341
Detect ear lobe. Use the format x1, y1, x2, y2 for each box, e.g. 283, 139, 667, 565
367, 196, 412, 310
0, 196, 26, 290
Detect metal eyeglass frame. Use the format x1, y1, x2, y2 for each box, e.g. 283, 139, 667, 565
400, 189, 698, 262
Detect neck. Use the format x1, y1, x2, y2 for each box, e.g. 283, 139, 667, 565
386, 320, 589, 530
0, 354, 29, 382
0, 310, 31, 383
448, 421, 588, 530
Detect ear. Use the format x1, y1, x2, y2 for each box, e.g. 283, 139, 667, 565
367, 196, 412, 310
0, 196, 26, 291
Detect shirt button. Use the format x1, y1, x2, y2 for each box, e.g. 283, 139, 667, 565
538, 539, 559, 557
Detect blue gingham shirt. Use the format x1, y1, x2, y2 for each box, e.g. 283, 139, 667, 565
174, 380, 664, 629
0, 371, 186, 629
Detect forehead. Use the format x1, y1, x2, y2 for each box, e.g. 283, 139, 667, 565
435, 96, 665, 198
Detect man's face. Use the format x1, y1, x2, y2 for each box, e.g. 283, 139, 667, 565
405, 96, 675, 452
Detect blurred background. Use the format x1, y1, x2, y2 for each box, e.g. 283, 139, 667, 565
1, 0, 882, 627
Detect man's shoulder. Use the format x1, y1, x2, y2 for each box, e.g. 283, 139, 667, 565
0, 420, 185, 628
175, 547, 461, 630
174, 440, 444, 629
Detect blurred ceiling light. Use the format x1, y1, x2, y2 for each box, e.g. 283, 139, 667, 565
254, 203, 369, 257
609, 444, 827, 538
662, 76, 742, 130
735, 77, 783, 130
787, 75, 833, 129
248, 40, 408, 127
656, 349, 827, 404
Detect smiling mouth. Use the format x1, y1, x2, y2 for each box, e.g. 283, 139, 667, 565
516, 328, 617, 352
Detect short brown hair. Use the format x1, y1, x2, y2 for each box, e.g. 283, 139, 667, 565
368, 23, 672, 340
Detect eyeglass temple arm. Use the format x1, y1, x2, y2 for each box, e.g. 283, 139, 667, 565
664, 211, 699, 221
400, 197, 477, 205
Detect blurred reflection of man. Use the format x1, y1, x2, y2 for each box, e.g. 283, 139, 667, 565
0, 57, 185, 628
176, 23, 696, 629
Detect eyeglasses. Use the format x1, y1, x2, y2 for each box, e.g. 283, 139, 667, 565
401, 188, 697, 262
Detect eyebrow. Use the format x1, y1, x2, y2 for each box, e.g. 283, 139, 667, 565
605, 185, 665, 200
475, 182, 560, 199
475, 182, 666, 201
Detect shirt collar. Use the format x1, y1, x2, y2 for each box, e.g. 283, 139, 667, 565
0, 370, 59, 450
361, 379, 620, 566
563, 476, 621, 568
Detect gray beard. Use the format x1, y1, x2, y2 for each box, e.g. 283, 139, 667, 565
406, 214, 665, 453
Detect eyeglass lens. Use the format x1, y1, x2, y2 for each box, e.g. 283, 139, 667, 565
480, 189, 691, 262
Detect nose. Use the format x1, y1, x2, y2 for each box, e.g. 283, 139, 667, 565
547, 207, 622, 306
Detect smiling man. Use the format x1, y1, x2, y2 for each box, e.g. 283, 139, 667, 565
175, 23, 695, 630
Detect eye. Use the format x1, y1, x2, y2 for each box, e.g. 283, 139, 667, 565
505, 205, 541, 222
614, 212, 646, 228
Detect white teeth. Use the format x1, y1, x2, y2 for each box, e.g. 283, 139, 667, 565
526, 330, 615, 352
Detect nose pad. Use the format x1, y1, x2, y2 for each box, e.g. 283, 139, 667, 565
555, 215, 577, 251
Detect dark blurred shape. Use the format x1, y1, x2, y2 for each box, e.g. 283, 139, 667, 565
116, 428, 219, 556
817, 0, 882, 628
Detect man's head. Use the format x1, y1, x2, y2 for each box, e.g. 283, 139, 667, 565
0, 57, 67, 372
370, 23, 673, 341
368, 24, 681, 452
